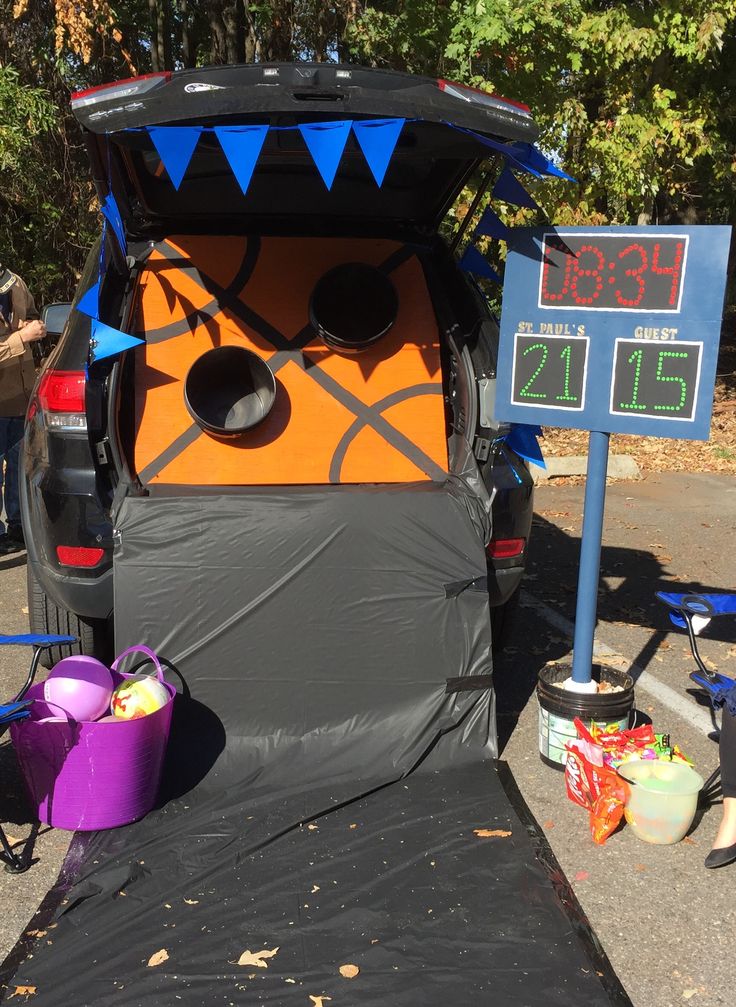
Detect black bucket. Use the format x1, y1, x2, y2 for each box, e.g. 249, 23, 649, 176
309, 262, 398, 353
537, 663, 635, 770
184, 346, 276, 439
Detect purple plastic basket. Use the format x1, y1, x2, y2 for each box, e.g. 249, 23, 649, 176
10, 646, 175, 831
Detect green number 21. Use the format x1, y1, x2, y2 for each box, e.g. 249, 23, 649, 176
519, 341, 579, 401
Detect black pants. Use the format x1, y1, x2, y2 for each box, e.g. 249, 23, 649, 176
721, 707, 736, 799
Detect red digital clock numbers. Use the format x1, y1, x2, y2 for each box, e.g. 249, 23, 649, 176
539, 234, 688, 312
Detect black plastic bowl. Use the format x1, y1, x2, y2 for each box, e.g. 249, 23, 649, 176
184, 346, 276, 438
309, 262, 398, 353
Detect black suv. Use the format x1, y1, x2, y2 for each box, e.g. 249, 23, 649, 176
22, 63, 536, 664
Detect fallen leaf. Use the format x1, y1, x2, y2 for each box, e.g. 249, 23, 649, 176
682, 836, 697, 845
473, 829, 512, 838
285, 978, 297, 984
309, 998, 332, 1006
574, 870, 589, 882
339, 964, 360, 979
682, 990, 699, 1000
24, 930, 46, 938
542, 820, 555, 831
147, 949, 169, 968
7, 988, 37, 999
349, 823, 358, 830
370, 939, 380, 944
311, 885, 320, 894
21, 606, 28, 615
236, 948, 279, 968
634, 864, 647, 873
307, 823, 319, 831
184, 899, 199, 905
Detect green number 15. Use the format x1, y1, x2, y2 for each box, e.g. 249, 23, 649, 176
619, 348, 690, 412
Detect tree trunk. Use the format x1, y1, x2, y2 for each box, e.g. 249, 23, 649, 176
222, 0, 244, 63
263, 0, 294, 61
178, 0, 195, 68
208, 0, 228, 64
149, 0, 172, 70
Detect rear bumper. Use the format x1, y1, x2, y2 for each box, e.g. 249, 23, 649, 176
488, 564, 525, 607
20, 452, 114, 621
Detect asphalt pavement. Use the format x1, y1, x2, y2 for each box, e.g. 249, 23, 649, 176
1, 471, 735, 1005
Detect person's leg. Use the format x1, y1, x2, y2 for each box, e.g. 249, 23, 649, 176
0, 417, 9, 537
705, 706, 736, 867
4, 415, 24, 538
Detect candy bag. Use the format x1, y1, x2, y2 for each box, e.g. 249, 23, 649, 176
590, 768, 629, 845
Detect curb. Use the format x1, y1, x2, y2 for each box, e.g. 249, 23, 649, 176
531, 454, 641, 483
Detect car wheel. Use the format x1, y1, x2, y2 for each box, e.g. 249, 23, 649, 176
27, 565, 112, 669
490, 587, 520, 654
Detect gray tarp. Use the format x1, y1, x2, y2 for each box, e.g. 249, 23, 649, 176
114, 481, 496, 790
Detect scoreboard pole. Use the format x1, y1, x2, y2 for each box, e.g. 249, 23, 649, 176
570, 430, 610, 687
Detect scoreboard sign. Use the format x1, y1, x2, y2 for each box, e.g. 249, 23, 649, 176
495, 225, 731, 439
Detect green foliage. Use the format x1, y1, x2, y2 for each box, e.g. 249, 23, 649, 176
1, 0, 735, 304
438, 0, 736, 227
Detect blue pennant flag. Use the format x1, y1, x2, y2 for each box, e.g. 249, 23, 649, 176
100, 194, 126, 253
451, 126, 541, 177
511, 143, 576, 182
492, 166, 541, 210
505, 424, 545, 469
77, 280, 100, 320
458, 245, 502, 284
90, 319, 144, 362
474, 206, 510, 242
148, 126, 203, 190
298, 121, 352, 190
214, 125, 269, 195
352, 118, 405, 186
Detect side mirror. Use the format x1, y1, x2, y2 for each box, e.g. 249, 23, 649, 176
41, 302, 73, 338
34, 302, 73, 365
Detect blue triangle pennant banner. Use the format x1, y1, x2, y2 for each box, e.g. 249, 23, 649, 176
458, 245, 502, 284
100, 194, 126, 253
214, 125, 269, 195
511, 143, 576, 182
454, 126, 541, 177
352, 118, 405, 186
148, 126, 203, 190
298, 121, 352, 190
77, 280, 100, 320
90, 320, 144, 362
474, 206, 510, 242
492, 166, 541, 210
505, 424, 545, 469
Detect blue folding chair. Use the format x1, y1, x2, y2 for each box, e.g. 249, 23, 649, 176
656, 592, 736, 808
0, 633, 77, 873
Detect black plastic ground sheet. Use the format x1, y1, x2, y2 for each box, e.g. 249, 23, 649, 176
2, 484, 630, 1004
3, 764, 628, 1006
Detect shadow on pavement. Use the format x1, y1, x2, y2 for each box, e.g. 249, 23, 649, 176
494, 514, 734, 756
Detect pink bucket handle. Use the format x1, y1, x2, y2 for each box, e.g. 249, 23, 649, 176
34, 698, 77, 725
110, 645, 165, 683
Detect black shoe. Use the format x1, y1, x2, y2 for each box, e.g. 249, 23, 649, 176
6, 524, 24, 546
0, 533, 24, 556
704, 843, 736, 869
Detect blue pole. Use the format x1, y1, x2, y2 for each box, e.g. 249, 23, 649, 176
571, 429, 610, 684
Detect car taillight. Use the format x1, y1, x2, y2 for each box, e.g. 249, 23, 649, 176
437, 79, 531, 116
56, 545, 105, 568
487, 538, 526, 559
36, 370, 87, 432
71, 72, 171, 109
